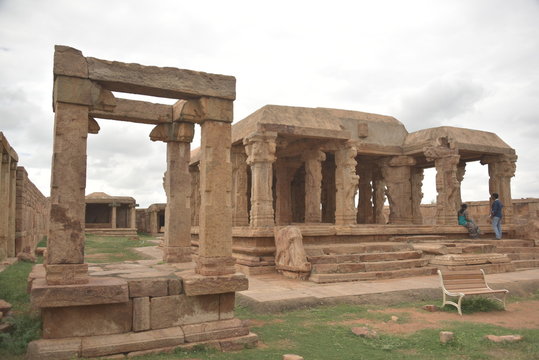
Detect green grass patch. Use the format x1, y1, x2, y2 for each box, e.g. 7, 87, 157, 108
439, 296, 505, 315
0, 260, 41, 359
84, 234, 156, 263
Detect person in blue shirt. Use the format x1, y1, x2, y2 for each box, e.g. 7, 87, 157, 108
490, 193, 504, 240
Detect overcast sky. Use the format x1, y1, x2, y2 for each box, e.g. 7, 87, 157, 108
1, 0, 538, 208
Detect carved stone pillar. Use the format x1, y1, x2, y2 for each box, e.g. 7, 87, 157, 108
244, 132, 277, 227
372, 165, 386, 224
334, 142, 359, 225
410, 167, 424, 225
424, 138, 460, 225
150, 120, 195, 263
110, 204, 117, 229
196, 98, 235, 276
303, 149, 326, 223
231, 146, 249, 226
190, 165, 200, 227
47, 102, 90, 285
381, 156, 416, 224
0, 152, 11, 260
456, 161, 466, 210
275, 159, 301, 225
356, 164, 374, 224
130, 205, 137, 229
481, 154, 517, 224
7, 161, 16, 257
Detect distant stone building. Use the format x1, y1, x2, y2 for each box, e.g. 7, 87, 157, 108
85, 192, 137, 237
136, 203, 166, 236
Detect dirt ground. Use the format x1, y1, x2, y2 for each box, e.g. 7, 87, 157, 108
340, 300, 539, 334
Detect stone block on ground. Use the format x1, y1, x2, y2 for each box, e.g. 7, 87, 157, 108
133, 297, 150, 332
181, 318, 248, 343
26, 337, 82, 360
150, 294, 219, 329
485, 334, 524, 343
42, 301, 133, 338
128, 278, 168, 298
0, 299, 12, 316
351, 327, 378, 338
422, 304, 439, 312
283, 355, 305, 360
81, 327, 185, 358
183, 272, 248, 296
439, 331, 454, 344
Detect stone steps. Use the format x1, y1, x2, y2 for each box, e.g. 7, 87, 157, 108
434, 262, 516, 273
309, 266, 437, 283
512, 259, 539, 269
507, 253, 539, 260
307, 250, 423, 265
305, 242, 412, 256
495, 247, 539, 254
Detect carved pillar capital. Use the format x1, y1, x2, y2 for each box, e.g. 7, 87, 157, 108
149, 121, 195, 143
244, 132, 277, 165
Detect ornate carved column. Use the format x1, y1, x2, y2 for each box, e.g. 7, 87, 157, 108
381, 156, 416, 224
372, 166, 386, 224
231, 146, 249, 226
410, 167, 424, 225
150, 117, 195, 263
190, 165, 200, 227
424, 138, 460, 225
334, 142, 359, 225
244, 132, 277, 227
455, 161, 466, 210
356, 164, 374, 224
481, 154, 517, 224
303, 149, 326, 223
275, 159, 301, 225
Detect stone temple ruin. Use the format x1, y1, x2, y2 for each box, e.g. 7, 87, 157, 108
85, 192, 137, 237
26, 46, 256, 359
17, 45, 539, 358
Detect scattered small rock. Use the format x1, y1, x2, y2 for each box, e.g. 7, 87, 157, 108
0, 299, 12, 316
17, 251, 36, 263
390, 315, 399, 322
351, 326, 378, 339
439, 331, 454, 344
283, 355, 304, 360
0, 321, 14, 334
485, 334, 524, 343
423, 304, 439, 312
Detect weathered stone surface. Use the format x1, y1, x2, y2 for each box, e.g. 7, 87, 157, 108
87, 56, 236, 100
219, 332, 258, 351
31, 277, 128, 308
274, 226, 311, 280
430, 254, 510, 266
182, 318, 248, 343
42, 301, 132, 338
90, 98, 172, 125
485, 334, 524, 343
45, 263, 89, 285
81, 327, 185, 358
219, 292, 235, 320
132, 297, 150, 332
0, 299, 12, 316
128, 278, 168, 298
168, 278, 183, 295
26, 337, 82, 360
183, 272, 248, 296
150, 294, 219, 329
53, 45, 88, 78
439, 331, 454, 344
283, 355, 305, 360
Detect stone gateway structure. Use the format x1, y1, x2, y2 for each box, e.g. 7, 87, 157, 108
27, 46, 256, 359
85, 192, 137, 237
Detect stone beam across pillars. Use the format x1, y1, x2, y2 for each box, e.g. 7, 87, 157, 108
481, 154, 517, 224
196, 97, 236, 276
424, 138, 460, 225
381, 155, 416, 224
334, 141, 359, 225
303, 149, 326, 223
150, 103, 195, 263
244, 132, 277, 227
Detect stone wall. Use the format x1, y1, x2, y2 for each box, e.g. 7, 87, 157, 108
15, 167, 49, 255
1, 132, 18, 261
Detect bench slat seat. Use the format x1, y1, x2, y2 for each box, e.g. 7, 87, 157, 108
438, 269, 509, 315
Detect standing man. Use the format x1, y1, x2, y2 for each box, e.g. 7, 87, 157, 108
490, 193, 504, 240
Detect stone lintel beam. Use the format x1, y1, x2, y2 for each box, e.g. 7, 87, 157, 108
480, 153, 518, 165
183, 272, 248, 296
388, 155, 416, 167
259, 123, 351, 140
86, 56, 236, 100
90, 98, 173, 124
0, 132, 19, 162
31, 277, 128, 308
53, 76, 116, 112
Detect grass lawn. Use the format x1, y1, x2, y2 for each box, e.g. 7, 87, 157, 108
1, 235, 538, 359
84, 233, 156, 263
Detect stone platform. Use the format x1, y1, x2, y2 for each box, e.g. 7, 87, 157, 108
27, 261, 256, 359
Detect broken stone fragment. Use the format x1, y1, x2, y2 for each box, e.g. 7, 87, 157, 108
0, 299, 12, 316
485, 334, 524, 343
422, 304, 439, 312
351, 326, 378, 339
439, 331, 454, 344
283, 355, 304, 360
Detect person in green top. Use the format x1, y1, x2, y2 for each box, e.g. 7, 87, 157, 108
457, 203, 480, 238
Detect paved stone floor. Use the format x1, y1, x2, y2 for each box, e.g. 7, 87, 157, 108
134, 245, 539, 312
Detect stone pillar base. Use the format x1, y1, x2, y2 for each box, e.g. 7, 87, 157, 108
45, 263, 89, 285
194, 255, 236, 276
163, 246, 192, 263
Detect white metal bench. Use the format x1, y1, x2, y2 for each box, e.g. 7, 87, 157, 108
437, 269, 509, 315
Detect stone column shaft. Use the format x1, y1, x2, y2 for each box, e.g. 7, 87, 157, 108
244, 132, 277, 227
7, 162, 16, 257
130, 206, 136, 229
110, 205, 117, 229
482, 154, 517, 224
47, 102, 89, 284
0, 153, 10, 260
197, 119, 235, 275
275, 161, 300, 225
381, 156, 416, 224
356, 166, 374, 224
334, 143, 359, 225
303, 150, 326, 223
231, 147, 249, 226
410, 167, 424, 225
